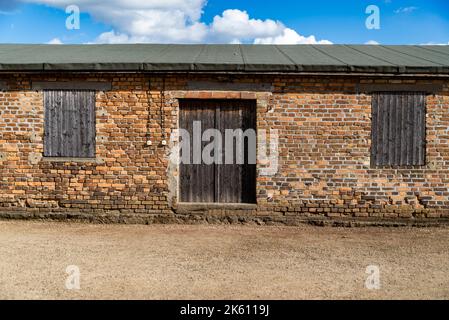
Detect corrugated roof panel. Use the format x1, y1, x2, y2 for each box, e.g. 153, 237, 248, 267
240, 45, 296, 71
314, 45, 395, 65
313, 45, 399, 73
419, 45, 449, 57
386, 45, 449, 65
143, 44, 204, 70
276, 45, 348, 72
192, 45, 244, 71
348, 45, 446, 73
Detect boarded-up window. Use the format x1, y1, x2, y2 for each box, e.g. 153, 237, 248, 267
371, 92, 426, 167
44, 90, 96, 158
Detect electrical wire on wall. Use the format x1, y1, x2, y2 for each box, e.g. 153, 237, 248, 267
160, 76, 166, 145
146, 77, 153, 147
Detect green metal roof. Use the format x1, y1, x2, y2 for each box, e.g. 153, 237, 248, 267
0, 44, 448, 74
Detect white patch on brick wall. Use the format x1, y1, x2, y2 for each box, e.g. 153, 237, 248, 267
167, 130, 180, 207
29, 132, 41, 143
0, 152, 7, 162
28, 152, 42, 165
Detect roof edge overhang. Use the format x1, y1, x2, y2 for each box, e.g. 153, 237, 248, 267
1, 44, 449, 76
0, 70, 448, 78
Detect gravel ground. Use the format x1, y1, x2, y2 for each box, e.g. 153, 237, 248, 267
0, 220, 448, 300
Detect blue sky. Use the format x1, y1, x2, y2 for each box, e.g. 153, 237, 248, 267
0, 0, 448, 45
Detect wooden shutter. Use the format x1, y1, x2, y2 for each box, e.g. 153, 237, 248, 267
371, 92, 426, 167
44, 90, 96, 158
179, 99, 256, 204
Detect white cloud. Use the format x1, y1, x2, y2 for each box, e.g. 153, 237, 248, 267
14, 0, 331, 44
93, 31, 130, 44
210, 10, 332, 45
421, 42, 449, 46
210, 9, 284, 42
47, 37, 63, 44
394, 6, 418, 14
365, 40, 380, 45
255, 28, 332, 45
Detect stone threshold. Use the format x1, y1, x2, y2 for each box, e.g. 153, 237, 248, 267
176, 203, 258, 212
0, 211, 448, 228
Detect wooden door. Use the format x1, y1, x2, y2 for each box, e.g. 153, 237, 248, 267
179, 99, 256, 203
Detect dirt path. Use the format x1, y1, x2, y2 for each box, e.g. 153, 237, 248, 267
0, 221, 448, 300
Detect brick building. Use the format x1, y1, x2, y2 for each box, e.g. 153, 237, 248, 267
0, 44, 448, 225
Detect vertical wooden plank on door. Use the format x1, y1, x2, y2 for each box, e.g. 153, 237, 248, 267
216, 103, 225, 202
218, 102, 242, 203
241, 100, 257, 204
179, 100, 215, 203
217, 100, 256, 203
214, 106, 221, 202
200, 103, 216, 203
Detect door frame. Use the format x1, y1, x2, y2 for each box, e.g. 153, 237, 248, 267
163, 89, 273, 208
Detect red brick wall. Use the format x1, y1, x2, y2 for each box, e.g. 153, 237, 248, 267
258, 77, 449, 219
0, 73, 448, 222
